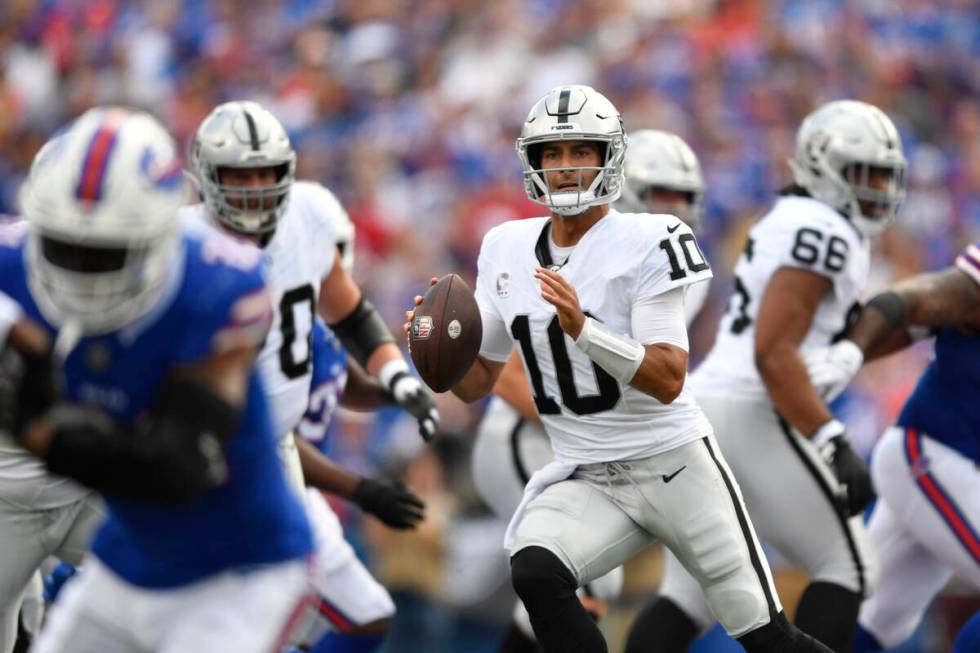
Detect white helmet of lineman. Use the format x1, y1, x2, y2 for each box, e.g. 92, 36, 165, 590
789, 100, 907, 237
190, 100, 296, 236
19, 107, 185, 334
617, 129, 705, 232
516, 85, 628, 216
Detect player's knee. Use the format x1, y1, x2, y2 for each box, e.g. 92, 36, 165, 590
510, 546, 577, 607
737, 612, 832, 653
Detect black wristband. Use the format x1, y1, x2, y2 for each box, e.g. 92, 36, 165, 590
865, 291, 907, 328
329, 297, 395, 367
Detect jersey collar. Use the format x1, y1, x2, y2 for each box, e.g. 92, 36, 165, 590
534, 213, 615, 272
534, 221, 557, 270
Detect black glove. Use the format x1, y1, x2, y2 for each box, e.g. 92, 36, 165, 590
820, 435, 874, 517
0, 344, 58, 439
352, 477, 425, 529
386, 370, 439, 442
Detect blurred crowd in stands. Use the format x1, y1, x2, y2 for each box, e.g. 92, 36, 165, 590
0, 0, 977, 650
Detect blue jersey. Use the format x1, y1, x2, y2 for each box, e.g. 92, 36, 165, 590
297, 317, 348, 453
897, 245, 980, 463
0, 223, 313, 588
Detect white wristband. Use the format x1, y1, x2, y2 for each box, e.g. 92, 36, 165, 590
378, 358, 410, 389
574, 317, 645, 385
811, 419, 846, 448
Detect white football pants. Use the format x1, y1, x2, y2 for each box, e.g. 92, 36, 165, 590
472, 398, 624, 638
859, 426, 980, 648
658, 392, 877, 632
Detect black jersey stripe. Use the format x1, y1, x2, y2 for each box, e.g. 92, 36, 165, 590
508, 417, 531, 485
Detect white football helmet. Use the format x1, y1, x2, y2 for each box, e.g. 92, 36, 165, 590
516, 85, 627, 216
190, 100, 296, 236
19, 107, 185, 335
789, 100, 906, 237
617, 129, 705, 231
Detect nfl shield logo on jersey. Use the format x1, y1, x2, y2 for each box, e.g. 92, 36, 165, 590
413, 315, 433, 340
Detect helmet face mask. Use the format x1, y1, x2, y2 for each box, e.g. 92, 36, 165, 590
842, 162, 906, 224
790, 100, 907, 237
20, 107, 184, 335
616, 129, 705, 231
516, 85, 627, 216
191, 101, 296, 236
28, 232, 176, 333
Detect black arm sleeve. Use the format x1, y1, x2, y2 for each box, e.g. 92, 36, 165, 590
45, 378, 242, 505
328, 296, 395, 367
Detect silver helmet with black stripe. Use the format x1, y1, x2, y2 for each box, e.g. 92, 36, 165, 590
617, 129, 705, 232
789, 100, 906, 237
516, 85, 627, 216
191, 100, 296, 236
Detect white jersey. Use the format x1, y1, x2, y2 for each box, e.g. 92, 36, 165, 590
180, 181, 342, 439
693, 195, 869, 399
475, 210, 714, 464
685, 278, 710, 325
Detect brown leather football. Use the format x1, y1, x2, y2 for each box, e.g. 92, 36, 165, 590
409, 274, 483, 393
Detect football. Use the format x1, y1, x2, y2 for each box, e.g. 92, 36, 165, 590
409, 274, 483, 393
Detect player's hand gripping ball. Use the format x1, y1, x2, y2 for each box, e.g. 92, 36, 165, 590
407, 274, 482, 392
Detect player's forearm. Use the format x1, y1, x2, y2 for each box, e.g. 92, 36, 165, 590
294, 435, 359, 498
629, 344, 687, 404
452, 355, 500, 403
492, 352, 540, 423
851, 269, 980, 357
757, 342, 833, 437
340, 356, 391, 410
900, 269, 973, 327
493, 382, 540, 423
364, 342, 404, 379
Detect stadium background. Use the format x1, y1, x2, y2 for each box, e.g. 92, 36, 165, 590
0, 0, 977, 650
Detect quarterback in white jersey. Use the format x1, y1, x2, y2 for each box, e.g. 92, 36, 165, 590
407, 85, 833, 653
637, 100, 907, 653
184, 101, 433, 650
471, 127, 708, 652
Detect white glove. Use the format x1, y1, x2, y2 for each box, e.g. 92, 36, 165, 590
379, 360, 439, 442
802, 340, 864, 402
